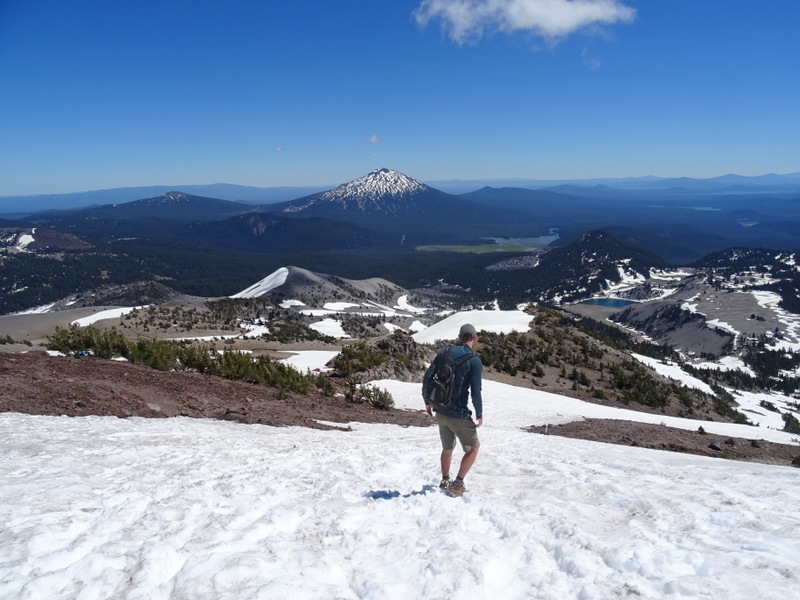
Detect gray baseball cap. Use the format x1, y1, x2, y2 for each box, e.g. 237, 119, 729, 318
459, 323, 477, 337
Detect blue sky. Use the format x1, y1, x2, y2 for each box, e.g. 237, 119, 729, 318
1, 0, 799, 195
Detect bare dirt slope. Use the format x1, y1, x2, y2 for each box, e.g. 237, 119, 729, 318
528, 420, 799, 467
0, 351, 429, 431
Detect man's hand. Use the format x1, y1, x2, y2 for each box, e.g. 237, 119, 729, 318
425, 404, 433, 417
476, 418, 484, 427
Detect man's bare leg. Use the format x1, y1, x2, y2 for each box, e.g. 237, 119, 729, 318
440, 448, 454, 478
456, 444, 480, 479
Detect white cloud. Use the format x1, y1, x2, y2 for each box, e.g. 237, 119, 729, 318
414, 0, 635, 44
368, 134, 381, 144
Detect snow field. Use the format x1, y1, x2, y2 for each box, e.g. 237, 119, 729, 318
279, 350, 338, 373
411, 310, 532, 344
2, 374, 799, 599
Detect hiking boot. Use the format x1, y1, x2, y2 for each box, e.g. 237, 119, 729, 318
447, 479, 466, 497
438, 476, 451, 490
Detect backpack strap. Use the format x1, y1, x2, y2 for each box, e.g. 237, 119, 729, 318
432, 345, 473, 370
452, 350, 475, 367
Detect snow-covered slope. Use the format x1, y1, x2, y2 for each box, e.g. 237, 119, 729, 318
2, 369, 798, 599
229, 267, 290, 298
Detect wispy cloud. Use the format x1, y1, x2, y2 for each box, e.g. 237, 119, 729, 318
414, 0, 635, 45
581, 48, 602, 70
368, 134, 381, 144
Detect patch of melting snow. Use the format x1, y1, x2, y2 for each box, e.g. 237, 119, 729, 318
309, 318, 348, 339
705, 318, 739, 336
71, 306, 148, 327
280, 299, 305, 308
395, 295, 427, 314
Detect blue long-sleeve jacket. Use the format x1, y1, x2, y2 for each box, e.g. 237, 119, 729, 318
422, 344, 483, 419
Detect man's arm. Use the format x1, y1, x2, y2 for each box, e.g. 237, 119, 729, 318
470, 357, 483, 423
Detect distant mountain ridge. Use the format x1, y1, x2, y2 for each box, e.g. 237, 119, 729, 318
80, 191, 254, 221
6, 171, 800, 216
427, 172, 800, 194
5, 166, 800, 269
0, 184, 332, 216
17, 187, 387, 253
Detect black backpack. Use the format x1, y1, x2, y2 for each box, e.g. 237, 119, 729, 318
425, 346, 474, 410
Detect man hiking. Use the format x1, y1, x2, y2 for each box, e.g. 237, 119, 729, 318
422, 323, 483, 497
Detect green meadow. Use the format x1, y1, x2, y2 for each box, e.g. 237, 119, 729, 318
415, 242, 546, 254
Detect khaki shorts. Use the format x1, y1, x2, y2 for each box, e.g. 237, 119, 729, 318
436, 413, 480, 452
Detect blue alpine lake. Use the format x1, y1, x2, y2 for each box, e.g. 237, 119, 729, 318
579, 298, 639, 308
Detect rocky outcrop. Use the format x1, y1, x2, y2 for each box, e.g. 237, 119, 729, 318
331, 330, 432, 384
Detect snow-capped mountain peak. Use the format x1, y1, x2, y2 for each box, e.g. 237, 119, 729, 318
283, 168, 434, 215
326, 168, 429, 200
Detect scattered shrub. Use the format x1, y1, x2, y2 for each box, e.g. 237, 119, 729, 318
783, 413, 800, 435
46, 325, 311, 392
313, 372, 336, 396
358, 384, 394, 410
129, 338, 178, 371
0, 335, 31, 346
263, 322, 335, 344
345, 381, 394, 409
178, 343, 218, 373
